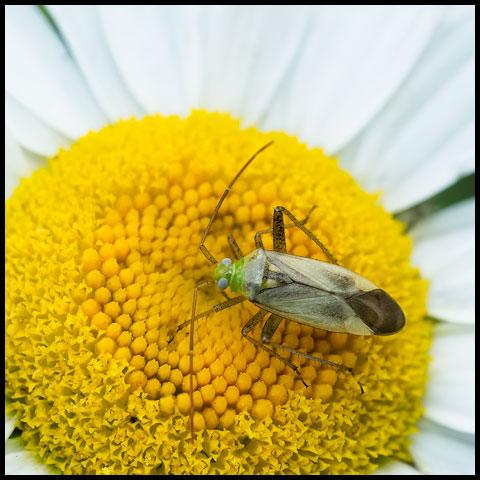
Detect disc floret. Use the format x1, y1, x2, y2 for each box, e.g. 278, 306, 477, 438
5, 111, 431, 475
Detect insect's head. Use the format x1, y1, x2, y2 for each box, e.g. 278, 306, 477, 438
213, 258, 233, 290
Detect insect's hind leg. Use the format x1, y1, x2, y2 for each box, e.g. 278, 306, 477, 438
273, 206, 338, 264
254, 205, 317, 251
265, 338, 364, 394
242, 311, 308, 387
261, 315, 363, 392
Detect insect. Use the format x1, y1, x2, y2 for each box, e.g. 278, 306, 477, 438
170, 141, 406, 442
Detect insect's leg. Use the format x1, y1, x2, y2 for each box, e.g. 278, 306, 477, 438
254, 206, 317, 250
260, 314, 308, 387
241, 309, 268, 335
255, 227, 271, 250
187, 280, 212, 443
168, 295, 246, 343
242, 311, 307, 387
274, 206, 338, 264
272, 206, 287, 253
186, 283, 248, 443
227, 235, 243, 260
260, 313, 283, 343
266, 340, 364, 394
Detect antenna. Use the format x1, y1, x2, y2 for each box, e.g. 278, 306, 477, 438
199, 141, 274, 264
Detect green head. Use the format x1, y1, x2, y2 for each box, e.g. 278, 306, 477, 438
213, 256, 246, 293
213, 258, 234, 290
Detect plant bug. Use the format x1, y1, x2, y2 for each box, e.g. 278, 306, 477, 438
171, 141, 406, 442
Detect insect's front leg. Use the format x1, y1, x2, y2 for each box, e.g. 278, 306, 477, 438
184, 283, 248, 443
169, 295, 246, 343
186, 280, 214, 443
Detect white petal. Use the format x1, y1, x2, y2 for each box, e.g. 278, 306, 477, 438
5, 437, 60, 475
197, 5, 311, 126
338, 6, 475, 212
99, 5, 190, 115
5, 92, 72, 157
410, 418, 475, 475
262, 5, 440, 153
5, 129, 44, 199
372, 460, 422, 475
422, 323, 475, 434
410, 199, 475, 324
5, 5, 106, 141
46, 5, 144, 122
5, 412, 16, 444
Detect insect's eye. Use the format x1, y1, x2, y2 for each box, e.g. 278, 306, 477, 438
221, 258, 232, 265
218, 278, 228, 290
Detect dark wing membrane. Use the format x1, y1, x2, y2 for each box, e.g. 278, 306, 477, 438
252, 283, 355, 333
347, 289, 405, 335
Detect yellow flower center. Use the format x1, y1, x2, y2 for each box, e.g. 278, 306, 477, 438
5, 111, 432, 474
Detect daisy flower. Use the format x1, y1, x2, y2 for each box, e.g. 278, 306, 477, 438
5, 5, 475, 475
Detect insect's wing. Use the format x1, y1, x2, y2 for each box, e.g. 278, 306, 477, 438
260, 251, 405, 335
252, 283, 375, 335
264, 251, 377, 296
